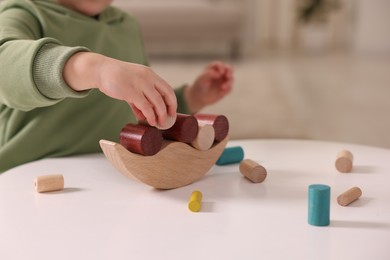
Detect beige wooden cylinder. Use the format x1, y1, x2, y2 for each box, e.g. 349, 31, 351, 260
191, 124, 215, 151
34, 174, 64, 193
139, 113, 177, 130
337, 187, 362, 206
335, 150, 354, 173
239, 159, 267, 183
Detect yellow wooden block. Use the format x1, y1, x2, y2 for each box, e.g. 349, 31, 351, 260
188, 190, 202, 212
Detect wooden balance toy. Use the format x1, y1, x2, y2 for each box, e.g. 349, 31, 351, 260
100, 113, 229, 189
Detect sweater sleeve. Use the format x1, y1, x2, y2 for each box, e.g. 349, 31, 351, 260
174, 85, 191, 115
0, 7, 90, 111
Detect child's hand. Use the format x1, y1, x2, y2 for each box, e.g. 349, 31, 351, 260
63, 52, 177, 127
98, 58, 177, 127
185, 61, 233, 113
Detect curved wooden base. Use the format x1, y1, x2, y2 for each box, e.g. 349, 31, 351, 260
99, 136, 229, 189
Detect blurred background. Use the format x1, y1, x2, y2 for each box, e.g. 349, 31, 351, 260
5, 0, 389, 148
113, 0, 390, 148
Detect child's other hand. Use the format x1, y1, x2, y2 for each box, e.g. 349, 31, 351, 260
64, 52, 177, 127
185, 61, 233, 113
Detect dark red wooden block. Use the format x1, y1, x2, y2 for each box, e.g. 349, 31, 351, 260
162, 113, 198, 143
119, 123, 163, 156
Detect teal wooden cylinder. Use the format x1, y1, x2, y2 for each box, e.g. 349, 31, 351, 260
308, 184, 330, 226
216, 146, 244, 165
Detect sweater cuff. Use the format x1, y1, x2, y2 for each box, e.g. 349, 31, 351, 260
33, 43, 90, 100
174, 84, 191, 115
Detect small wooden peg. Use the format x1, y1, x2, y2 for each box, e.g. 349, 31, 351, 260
34, 174, 64, 193
337, 187, 362, 206
216, 146, 244, 165
188, 191, 203, 212
194, 114, 229, 142
308, 184, 331, 226
335, 150, 353, 173
119, 123, 163, 156
239, 159, 267, 183
191, 124, 215, 151
162, 113, 198, 143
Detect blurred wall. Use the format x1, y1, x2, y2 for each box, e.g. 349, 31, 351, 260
249, 0, 390, 55
352, 0, 390, 55
0, 0, 388, 56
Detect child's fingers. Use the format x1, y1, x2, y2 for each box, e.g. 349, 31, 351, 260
220, 81, 233, 92
167, 104, 177, 117
144, 87, 167, 127
224, 64, 234, 80
210, 65, 224, 77
130, 103, 146, 121
208, 61, 233, 81
205, 67, 221, 80
133, 97, 157, 126
155, 81, 177, 117
208, 61, 224, 70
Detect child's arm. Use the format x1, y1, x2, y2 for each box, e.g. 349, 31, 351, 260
0, 7, 90, 111
63, 52, 177, 127
184, 61, 233, 114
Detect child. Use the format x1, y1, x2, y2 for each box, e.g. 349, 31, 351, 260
0, 0, 233, 172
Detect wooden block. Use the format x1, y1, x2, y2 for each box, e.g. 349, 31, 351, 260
34, 174, 64, 193
335, 150, 353, 173
191, 124, 215, 151
337, 187, 362, 206
139, 113, 177, 130
216, 146, 244, 165
119, 123, 163, 156
239, 159, 267, 183
100, 136, 229, 189
188, 190, 203, 212
162, 113, 198, 143
308, 184, 330, 226
194, 114, 229, 142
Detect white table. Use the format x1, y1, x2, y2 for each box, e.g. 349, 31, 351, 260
1, 139, 390, 260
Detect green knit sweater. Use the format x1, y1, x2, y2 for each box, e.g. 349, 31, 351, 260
0, 0, 189, 172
